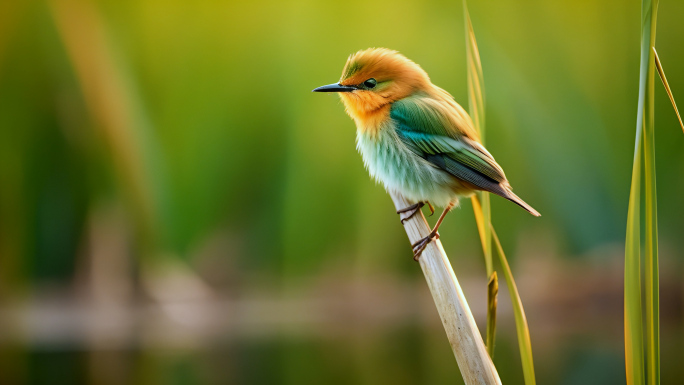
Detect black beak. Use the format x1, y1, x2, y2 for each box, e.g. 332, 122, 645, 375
312, 83, 356, 93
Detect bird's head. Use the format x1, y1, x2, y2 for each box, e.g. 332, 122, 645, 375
313, 48, 431, 122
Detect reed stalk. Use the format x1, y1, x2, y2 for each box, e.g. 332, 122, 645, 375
391, 191, 501, 385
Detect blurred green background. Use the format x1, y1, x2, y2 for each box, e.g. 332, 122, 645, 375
0, 0, 683, 384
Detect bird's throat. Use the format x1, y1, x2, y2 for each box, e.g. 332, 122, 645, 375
340, 94, 390, 137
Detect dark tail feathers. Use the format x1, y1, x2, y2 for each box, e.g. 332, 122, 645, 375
500, 188, 541, 217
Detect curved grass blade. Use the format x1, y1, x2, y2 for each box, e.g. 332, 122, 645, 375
463, 0, 497, 358
464, 1, 485, 140
491, 226, 536, 385
653, 48, 684, 133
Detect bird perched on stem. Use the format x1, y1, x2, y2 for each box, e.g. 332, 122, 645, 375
313, 48, 540, 260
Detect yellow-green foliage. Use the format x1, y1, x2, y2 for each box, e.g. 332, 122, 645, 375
465, 2, 536, 384
625, 1, 683, 385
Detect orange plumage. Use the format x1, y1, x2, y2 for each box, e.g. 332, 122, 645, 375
338, 48, 479, 141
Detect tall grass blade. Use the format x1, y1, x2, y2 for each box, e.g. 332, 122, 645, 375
463, 0, 497, 357
643, 4, 659, 384
625, 1, 659, 384
472, 196, 496, 356
464, 1, 485, 140
644, 107, 660, 385
625, 138, 644, 385
49, 0, 158, 245
491, 226, 536, 385
653, 48, 684, 133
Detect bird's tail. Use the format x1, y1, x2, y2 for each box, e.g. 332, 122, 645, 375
501, 188, 541, 217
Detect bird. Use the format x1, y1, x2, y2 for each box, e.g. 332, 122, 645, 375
313, 48, 540, 260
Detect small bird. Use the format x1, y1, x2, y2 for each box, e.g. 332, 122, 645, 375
313, 48, 540, 259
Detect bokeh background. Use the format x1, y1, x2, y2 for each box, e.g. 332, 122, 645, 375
0, 0, 683, 384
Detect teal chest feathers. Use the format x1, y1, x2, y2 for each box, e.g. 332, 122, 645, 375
355, 122, 461, 208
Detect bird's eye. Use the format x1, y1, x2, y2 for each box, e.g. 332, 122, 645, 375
363, 78, 377, 89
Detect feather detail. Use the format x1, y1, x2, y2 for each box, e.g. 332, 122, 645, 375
343, 99, 389, 138
390, 94, 540, 216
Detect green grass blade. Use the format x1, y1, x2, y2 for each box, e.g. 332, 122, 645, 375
625, 1, 660, 384
643, 3, 659, 384
486, 271, 498, 357
472, 195, 497, 357
625, 138, 644, 385
463, 0, 497, 358
491, 227, 536, 385
472, 194, 488, 255
644, 102, 660, 385
653, 48, 684, 133
464, 1, 485, 141
479, 192, 492, 276
464, 0, 490, 273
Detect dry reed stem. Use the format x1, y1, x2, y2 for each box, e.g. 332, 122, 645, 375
390, 192, 501, 385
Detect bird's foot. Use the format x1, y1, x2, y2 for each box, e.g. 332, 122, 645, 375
397, 202, 434, 224
397, 202, 424, 224
412, 231, 439, 261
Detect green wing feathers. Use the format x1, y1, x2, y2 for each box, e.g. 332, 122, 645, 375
391, 96, 540, 217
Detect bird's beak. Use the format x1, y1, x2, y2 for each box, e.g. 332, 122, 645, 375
312, 83, 356, 93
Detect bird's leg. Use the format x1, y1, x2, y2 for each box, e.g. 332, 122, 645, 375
397, 202, 425, 224
412, 204, 454, 261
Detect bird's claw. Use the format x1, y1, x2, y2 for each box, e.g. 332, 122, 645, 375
397, 202, 425, 224
412, 231, 439, 261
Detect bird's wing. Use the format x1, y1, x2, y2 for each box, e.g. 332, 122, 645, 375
390, 96, 508, 187
390, 95, 541, 217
